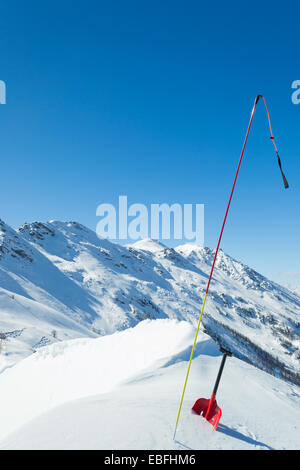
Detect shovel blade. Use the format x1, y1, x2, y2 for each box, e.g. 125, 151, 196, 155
192, 394, 222, 430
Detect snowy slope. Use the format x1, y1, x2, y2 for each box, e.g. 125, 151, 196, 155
0, 220, 99, 370
0, 319, 299, 450
0, 218, 299, 385
0, 320, 194, 441
0, 286, 96, 371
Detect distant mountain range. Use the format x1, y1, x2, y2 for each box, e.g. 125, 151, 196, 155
0, 219, 299, 385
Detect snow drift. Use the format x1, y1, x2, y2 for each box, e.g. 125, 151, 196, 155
0, 319, 195, 441
0, 319, 299, 450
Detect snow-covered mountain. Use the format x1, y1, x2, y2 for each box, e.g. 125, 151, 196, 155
0, 218, 299, 386
288, 285, 300, 297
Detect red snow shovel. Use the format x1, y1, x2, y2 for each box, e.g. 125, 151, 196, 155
192, 348, 231, 430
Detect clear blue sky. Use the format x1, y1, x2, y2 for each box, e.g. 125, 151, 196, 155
0, 1, 299, 287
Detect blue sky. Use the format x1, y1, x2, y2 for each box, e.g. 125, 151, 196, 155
0, 1, 299, 287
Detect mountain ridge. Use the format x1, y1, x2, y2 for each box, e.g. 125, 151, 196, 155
0, 218, 299, 385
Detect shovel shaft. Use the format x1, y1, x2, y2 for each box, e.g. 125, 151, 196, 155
212, 353, 228, 396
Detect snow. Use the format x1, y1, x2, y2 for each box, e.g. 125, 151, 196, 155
128, 238, 166, 253
0, 319, 194, 442
0, 319, 299, 450
0, 286, 95, 370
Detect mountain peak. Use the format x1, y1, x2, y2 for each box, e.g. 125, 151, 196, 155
128, 238, 166, 253
18, 221, 56, 241
0, 219, 34, 264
